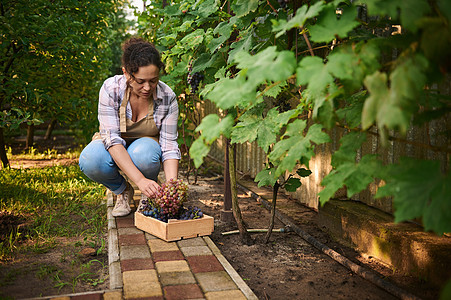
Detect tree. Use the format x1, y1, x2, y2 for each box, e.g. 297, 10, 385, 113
0, 0, 129, 167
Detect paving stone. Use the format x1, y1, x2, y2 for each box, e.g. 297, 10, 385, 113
148, 239, 179, 252
155, 260, 190, 273
186, 256, 223, 273
163, 284, 204, 300
204, 290, 246, 300
126, 297, 164, 300
119, 233, 147, 246
120, 245, 151, 260
116, 217, 135, 228
121, 258, 154, 272
109, 261, 123, 289
145, 232, 158, 240
152, 250, 184, 262
71, 293, 102, 300
177, 237, 206, 248
179, 246, 212, 257
159, 271, 196, 286
108, 228, 119, 263
119, 227, 144, 235
102, 290, 123, 300
123, 270, 162, 299
194, 271, 237, 292
49, 297, 70, 300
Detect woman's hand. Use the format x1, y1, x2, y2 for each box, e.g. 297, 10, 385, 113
137, 177, 161, 198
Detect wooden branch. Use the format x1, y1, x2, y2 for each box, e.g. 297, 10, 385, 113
266, 0, 278, 14
300, 27, 314, 56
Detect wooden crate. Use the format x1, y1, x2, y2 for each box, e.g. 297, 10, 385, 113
134, 211, 214, 242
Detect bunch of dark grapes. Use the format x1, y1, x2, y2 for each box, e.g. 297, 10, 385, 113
140, 178, 205, 222
179, 206, 204, 220
278, 0, 289, 9
187, 60, 204, 93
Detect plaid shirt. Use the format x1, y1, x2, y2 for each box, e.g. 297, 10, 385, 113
98, 74, 181, 162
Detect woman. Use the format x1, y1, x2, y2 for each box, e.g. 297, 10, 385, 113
79, 37, 180, 217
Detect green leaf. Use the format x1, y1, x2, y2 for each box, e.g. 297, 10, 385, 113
297, 56, 333, 98
269, 121, 330, 178
376, 158, 451, 235
309, 4, 359, 43
228, 32, 254, 64
206, 76, 257, 110
192, 52, 220, 73
319, 154, 382, 205
195, 114, 234, 144
359, 0, 431, 33
284, 177, 302, 192
231, 0, 259, 17
296, 168, 312, 177
273, 1, 324, 37
331, 132, 367, 167
235, 47, 297, 87
363, 55, 428, 134
180, 29, 205, 49
255, 168, 278, 187
189, 138, 211, 168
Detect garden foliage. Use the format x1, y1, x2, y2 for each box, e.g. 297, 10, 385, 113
139, 0, 450, 235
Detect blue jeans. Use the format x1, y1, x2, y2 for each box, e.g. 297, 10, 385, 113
79, 137, 162, 195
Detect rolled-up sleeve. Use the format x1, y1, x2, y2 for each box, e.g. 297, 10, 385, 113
98, 77, 126, 150
159, 92, 181, 162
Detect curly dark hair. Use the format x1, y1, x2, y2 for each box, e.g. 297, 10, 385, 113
121, 37, 164, 75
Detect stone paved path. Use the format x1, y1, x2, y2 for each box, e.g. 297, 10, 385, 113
35, 188, 257, 300
106, 189, 257, 300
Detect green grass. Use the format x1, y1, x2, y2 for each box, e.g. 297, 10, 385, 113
0, 162, 105, 260
6, 145, 83, 160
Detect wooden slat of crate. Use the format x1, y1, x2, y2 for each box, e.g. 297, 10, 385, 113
134, 212, 214, 242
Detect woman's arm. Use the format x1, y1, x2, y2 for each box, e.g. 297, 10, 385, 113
108, 144, 160, 197
163, 159, 179, 182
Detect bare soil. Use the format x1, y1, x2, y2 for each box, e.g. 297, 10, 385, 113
184, 172, 441, 300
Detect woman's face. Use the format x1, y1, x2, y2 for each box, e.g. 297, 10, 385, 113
124, 64, 160, 99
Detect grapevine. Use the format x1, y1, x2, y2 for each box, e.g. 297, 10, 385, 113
139, 178, 205, 222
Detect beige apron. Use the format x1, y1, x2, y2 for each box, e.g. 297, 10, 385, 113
93, 87, 159, 145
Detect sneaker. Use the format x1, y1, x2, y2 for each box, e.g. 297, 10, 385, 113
112, 182, 134, 217
137, 193, 148, 211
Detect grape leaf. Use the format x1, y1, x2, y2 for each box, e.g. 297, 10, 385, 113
269, 121, 330, 178
297, 56, 333, 98
376, 158, 451, 235
234, 46, 297, 87
231, 0, 259, 17
195, 114, 234, 144
255, 167, 278, 187
206, 75, 257, 110
231, 107, 296, 152
359, 0, 430, 33
272, 1, 324, 37
228, 31, 254, 63
284, 177, 302, 192
309, 4, 359, 43
194, 0, 219, 18
363, 55, 428, 134
297, 168, 312, 177
192, 52, 220, 73
318, 154, 382, 205
262, 81, 287, 98
189, 138, 211, 168
180, 29, 205, 49
330, 131, 367, 167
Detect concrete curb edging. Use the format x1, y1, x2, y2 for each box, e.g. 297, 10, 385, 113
203, 236, 258, 300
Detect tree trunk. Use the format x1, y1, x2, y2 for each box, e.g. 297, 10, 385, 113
228, 143, 253, 245
0, 127, 9, 168
26, 124, 34, 149
44, 119, 57, 140
265, 182, 280, 243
